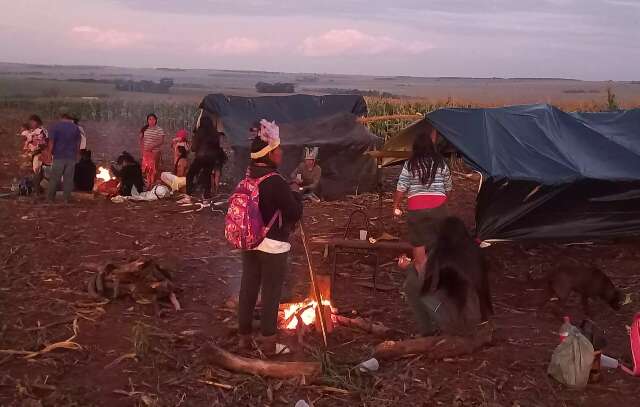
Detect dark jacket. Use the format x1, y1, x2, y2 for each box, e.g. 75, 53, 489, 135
112, 162, 144, 196
249, 164, 303, 243
74, 158, 96, 192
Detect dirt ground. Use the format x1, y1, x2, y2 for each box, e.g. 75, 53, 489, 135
1, 112, 639, 406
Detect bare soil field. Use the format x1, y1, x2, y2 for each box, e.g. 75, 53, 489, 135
2, 62, 640, 106
0, 112, 639, 406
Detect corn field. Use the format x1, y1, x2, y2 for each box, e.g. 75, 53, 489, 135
1, 95, 622, 139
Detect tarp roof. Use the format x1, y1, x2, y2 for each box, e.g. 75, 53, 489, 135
197, 93, 377, 200
199, 93, 368, 147
384, 104, 640, 184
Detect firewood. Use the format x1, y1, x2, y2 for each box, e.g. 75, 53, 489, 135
207, 343, 321, 380
334, 315, 392, 336
373, 326, 493, 360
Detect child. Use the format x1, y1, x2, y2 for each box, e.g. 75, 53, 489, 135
74, 149, 97, 192
171, 129, 189, 165
160, 146, 189, 192
26, 114, 48, 153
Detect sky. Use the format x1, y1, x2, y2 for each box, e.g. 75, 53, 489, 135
1, 0, 639, 80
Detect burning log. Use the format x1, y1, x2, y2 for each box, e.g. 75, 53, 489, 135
334, 315, 392, 337
207, 343, 321, 380
373, 325, 493, 361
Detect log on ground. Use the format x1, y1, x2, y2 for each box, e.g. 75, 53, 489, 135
207, 343, 322, 380
373, 326, 493, 360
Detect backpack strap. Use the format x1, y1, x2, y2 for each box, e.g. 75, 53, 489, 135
255, 171, 283, 235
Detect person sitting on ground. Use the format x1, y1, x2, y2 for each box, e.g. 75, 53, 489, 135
111, 151, 144, 197
171, 129, 189, 165
74, 149, 97, 192
393, 128, 452, 274
47, 113, 82, 203
26, 114, 48, 153
290, 146, 322, 202
160, 146, 190, 192
237, 119, 303, 355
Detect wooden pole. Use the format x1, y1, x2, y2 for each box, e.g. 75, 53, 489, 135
299, 222, 328, 348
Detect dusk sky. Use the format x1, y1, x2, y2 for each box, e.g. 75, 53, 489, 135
1, 0, 639, 80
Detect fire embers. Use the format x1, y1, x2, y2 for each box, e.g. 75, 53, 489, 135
85, 258, 181, 313
281, 300, 334, 330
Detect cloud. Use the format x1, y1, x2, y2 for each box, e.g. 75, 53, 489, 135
71, 26, 144, 48
198, 37, 263, 56
301, 29, 431, 57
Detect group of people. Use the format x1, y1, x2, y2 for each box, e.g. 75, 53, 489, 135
234, 120, 454, 354
16, 112, 234, 202
18, 113, 93, 203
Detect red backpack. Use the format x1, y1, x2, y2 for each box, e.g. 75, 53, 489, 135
225, 172, 282, 250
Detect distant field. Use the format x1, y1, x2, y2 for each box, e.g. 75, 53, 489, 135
1, 62, 639, 139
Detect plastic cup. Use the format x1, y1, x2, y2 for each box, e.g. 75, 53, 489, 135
601, 354, 619, 369
357, 357, 380, 372
359, 230, 368, 240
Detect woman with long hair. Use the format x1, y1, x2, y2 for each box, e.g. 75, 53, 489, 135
139, 113, 165, 187
393, 127, 452, 273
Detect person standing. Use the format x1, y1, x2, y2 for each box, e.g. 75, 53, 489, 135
393, 128, 452, 273
186, 116, 226, 199
139, 113, 165, 187
47, 113, 81, 203
26, 114, 48, 153
236, 119, 302, 354
73, 117, 87, 150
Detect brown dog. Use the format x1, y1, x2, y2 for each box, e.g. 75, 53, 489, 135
545, 263, 622, 316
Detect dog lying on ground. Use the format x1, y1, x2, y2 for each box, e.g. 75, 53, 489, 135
422, 216, 493, 323
541, 263, 623, 316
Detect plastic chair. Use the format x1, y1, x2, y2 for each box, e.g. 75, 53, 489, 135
621, 312, 640, 376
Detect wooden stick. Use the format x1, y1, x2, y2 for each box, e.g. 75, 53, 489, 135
373, 328, 493, 361
357, 114, 423, 124
334, 315, 392, 337
299, 222, 328, 348
207, 343, 321, 379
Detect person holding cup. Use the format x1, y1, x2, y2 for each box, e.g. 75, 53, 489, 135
393, 127, 452, 274
290, 146, 322, 203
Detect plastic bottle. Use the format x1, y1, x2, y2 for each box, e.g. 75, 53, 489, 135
559, 316, 573, 342
10, 178, 18, 193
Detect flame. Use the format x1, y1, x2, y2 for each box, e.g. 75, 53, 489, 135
97, 166, 112, 182
283, 299, 332, 330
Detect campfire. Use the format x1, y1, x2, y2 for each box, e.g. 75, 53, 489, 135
96, 166, 112, 182
282, 299, 334, 330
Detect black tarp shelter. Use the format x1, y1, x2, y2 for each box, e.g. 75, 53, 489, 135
381, 104, 640, 241
198, 94, 377, 200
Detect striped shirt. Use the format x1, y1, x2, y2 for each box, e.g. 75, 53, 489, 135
141, 126, 165, 152
396, 161, 453, 210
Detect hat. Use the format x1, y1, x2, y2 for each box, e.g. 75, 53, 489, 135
175, 129, 188, 140
304, 146, 319, 160
250, 119, 280, 159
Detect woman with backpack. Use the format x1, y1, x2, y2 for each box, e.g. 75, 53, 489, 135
393, 127, 453, 274
230, 119, 302, 354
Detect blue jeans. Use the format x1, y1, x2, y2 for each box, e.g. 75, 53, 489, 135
47, 159, 76, 202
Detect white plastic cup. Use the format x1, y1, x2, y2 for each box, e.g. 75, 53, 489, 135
600, 354, 619, 369
357, 357, 380, 372
359, 230, 368, 240
295, 400, 310, 407
296, 174, 303, 183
